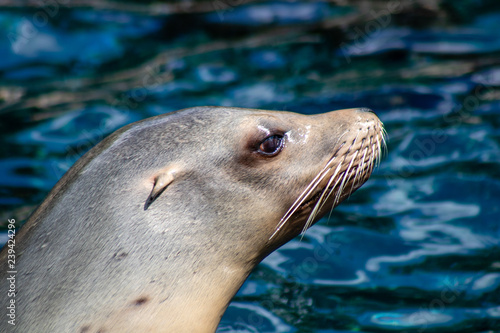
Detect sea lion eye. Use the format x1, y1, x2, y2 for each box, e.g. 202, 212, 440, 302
258, 135, 284, 156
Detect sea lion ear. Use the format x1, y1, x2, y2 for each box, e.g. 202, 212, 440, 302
144, 170, 176, 210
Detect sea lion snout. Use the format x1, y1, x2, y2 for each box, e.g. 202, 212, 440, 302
268, 107, 385, 242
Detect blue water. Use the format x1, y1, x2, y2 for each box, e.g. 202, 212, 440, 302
1, 1, 499, 332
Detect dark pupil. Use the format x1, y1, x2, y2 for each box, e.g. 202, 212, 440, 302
260, 135, 282, 155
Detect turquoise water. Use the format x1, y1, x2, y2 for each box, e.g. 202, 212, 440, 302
1, 1, 499, 332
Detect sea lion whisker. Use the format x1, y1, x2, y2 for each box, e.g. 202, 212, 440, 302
321, 170, 346, 223
351, 146, 368, 192
381, 127, 389, 153
370, 135, 377, 170
300, 170, 341, 238
283, 166, 331, 214
326, 132, 380, 229
324, 137, 377, 226
366, 147, 376, 179
376, 131, 387, 170
375, 134, 383, 168
338, 132, 359, 192
374, 127, 385, 160
300, 158, 346, 233
333, 146, 359, 207
270, 166, 332, 239
351, 133, 369, 191
299, 128, 372, 239
270, 135, 350, 240
301, 143, 360, 239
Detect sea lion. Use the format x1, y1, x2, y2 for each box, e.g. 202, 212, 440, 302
0, 106, 385, 332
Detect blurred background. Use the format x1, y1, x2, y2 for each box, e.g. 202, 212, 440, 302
1, 0, 500, 332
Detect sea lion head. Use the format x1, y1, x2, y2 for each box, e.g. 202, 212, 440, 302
138, 106, 385, 260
